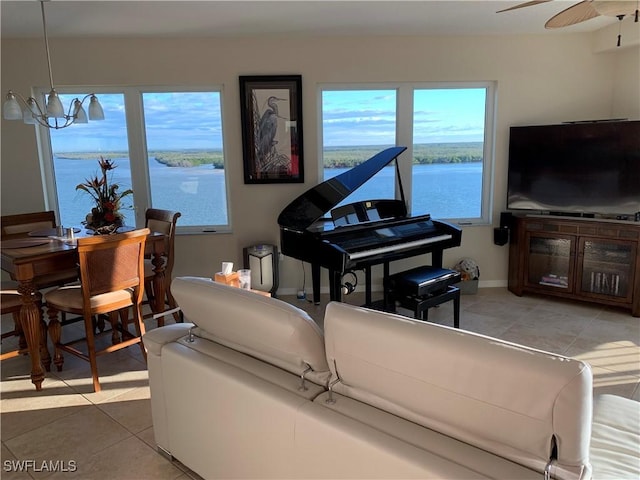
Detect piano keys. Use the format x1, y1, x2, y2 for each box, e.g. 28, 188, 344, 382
278, 146, 462, 305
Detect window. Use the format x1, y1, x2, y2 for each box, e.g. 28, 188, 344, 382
46, 92, 135, 227
40, 87, 229, 233
412, 88, 488, 220
321, 89, 397, 207
320, 83, 495, 224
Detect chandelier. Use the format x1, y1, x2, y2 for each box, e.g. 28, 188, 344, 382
2, 1, 104, 129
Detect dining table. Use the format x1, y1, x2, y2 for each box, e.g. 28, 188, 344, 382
1, 226, 167, 391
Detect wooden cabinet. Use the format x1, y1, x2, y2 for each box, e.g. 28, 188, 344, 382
508, 216, 640, 316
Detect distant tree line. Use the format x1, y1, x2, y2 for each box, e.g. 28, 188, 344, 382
57, 142, 482, 170
56, 150, 224, 169
153, 151, 224, 168
323, 143, 483, 168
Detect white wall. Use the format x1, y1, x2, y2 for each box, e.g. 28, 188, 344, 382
2, 32, 638, 294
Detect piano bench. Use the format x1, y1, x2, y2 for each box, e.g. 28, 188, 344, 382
386, 266, 462, 328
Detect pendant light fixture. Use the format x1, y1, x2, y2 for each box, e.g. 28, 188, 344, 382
3, 0, 104, 129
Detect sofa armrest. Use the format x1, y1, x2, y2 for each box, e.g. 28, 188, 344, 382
143, 323, 194, 356
144, 322, 194, 453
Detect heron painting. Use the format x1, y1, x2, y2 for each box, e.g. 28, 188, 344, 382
240, 75, 304, 184
254, 94, 289, 172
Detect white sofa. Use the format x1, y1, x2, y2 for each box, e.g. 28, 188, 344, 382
145, 277, 640, 479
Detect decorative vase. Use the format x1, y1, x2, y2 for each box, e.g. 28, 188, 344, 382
84, 211, 123, 235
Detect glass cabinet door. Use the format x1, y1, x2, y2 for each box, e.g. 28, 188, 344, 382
578, 238, 636, 302
524, 233, 574, 292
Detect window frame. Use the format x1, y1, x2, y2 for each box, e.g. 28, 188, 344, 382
318, 81, 496, 226
36, 84, 231, 235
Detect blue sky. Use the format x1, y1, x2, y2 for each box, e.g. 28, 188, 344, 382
322, 88, 486, 146
52, 88, 485, 152
52, 92, 223, 152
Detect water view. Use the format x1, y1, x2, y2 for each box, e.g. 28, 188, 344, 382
55, 155, 227, 227
326, 162, 482, 219
55, 153, 482, 228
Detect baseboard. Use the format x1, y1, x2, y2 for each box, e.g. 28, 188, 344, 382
277, 279, 508, 297
479, 280, 508, 288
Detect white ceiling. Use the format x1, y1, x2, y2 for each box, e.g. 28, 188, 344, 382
0, 0, 628, 39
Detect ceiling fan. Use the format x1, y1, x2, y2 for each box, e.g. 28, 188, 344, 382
498, 0, 638, 45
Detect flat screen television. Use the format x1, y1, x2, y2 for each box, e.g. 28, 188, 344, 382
506, 120, 640, 217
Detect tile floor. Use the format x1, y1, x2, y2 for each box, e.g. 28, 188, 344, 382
1, 288, 639, 479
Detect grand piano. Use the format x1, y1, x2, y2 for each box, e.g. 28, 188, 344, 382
278, 146, 462, 305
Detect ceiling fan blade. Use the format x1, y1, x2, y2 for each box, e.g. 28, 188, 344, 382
497, 0, 552, 13
545, 0, 600, 28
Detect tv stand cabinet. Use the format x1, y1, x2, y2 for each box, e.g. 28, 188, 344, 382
508, 215, 640, 317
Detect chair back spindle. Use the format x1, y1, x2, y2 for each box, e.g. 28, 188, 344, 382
143, 208, 181, 325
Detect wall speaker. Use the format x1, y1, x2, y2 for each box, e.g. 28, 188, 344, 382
243, 244, 279, 296
493, 227, 509, 246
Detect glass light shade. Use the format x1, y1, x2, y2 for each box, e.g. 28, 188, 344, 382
22, 98, 38, 125
46, 89, 65, 118
73, 100, 88, 123
88, 95, 104, 120
23, 110, 36, 125
23, 113, 36, 124
3, 93, 23, 120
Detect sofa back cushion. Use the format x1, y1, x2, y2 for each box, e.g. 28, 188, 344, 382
171, 276, 330, 385
323, 302, 593, 480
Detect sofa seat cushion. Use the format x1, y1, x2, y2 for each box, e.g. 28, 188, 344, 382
324, 301, 593, 480
171, 276, 330, 386
590, 394, 640, 479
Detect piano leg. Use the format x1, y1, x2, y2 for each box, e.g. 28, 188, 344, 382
365, 267, 372, 306
329, 270, 342, 302
382, 262, 390, 310
432, 249, 444, 268
312, 263, 321, 305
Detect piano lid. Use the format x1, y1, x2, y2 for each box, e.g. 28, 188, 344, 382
278, 146, 407, 231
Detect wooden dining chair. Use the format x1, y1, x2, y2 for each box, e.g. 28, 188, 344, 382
1, 211, 58, 238
44, 228, 150, 393
143, 208, 181, 326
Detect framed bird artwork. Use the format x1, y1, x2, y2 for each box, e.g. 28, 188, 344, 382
239, 75, 304, 184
